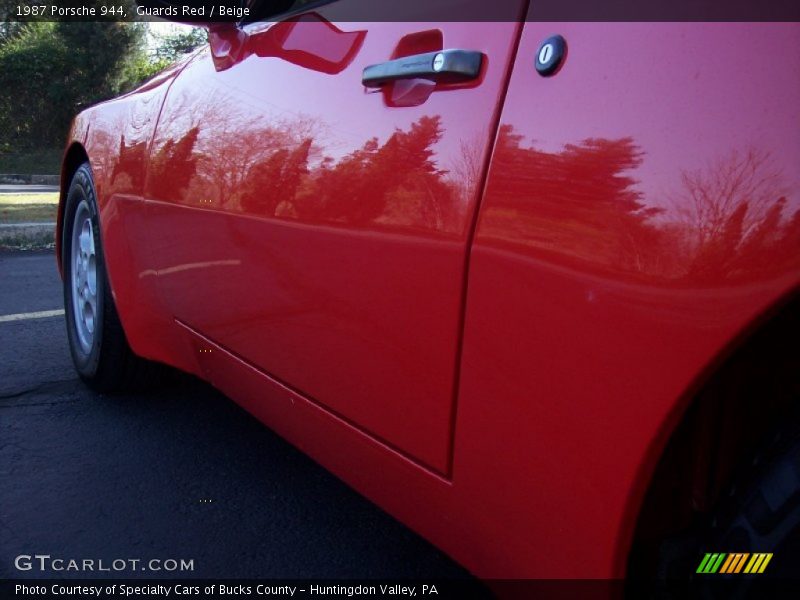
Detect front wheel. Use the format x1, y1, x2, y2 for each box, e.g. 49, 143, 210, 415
62, 162, 162, 392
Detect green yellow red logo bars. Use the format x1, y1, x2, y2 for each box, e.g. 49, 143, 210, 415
696, 553, 773, 574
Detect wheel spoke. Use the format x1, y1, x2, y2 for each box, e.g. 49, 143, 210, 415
70, 200, 100, 354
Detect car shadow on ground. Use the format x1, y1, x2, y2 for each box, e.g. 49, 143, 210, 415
1, 368, 472, 580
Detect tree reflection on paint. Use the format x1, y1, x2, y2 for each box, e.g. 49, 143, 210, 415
307, 115, 457, 229
481, 124, 799, 283
671, 148, 799, 282
170, 110, 463, 234
149, 126, 200, 200
482, 124, 666, 275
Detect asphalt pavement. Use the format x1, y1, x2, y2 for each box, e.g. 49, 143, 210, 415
0, 250, 470, 580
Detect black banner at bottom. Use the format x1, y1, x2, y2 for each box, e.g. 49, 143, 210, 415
2, 580, 498, 600
4, 579, 800, 600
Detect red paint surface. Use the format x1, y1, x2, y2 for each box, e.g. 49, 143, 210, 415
60, 12, 799, 578
456, 22, 800, 577
141, 16, 523, 475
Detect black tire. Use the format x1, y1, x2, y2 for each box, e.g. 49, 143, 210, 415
62, 162, 163, 392
700, 418, 800, 584
648, 415, 800, 598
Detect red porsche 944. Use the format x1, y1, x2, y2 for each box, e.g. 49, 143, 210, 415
58, 0, 799, 581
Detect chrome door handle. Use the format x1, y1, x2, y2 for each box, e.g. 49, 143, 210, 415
362, 49, 483, 87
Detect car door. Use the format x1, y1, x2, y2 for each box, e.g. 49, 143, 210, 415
144, 0, 525, 474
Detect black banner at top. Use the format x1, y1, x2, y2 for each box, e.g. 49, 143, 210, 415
1, 0, 799, 23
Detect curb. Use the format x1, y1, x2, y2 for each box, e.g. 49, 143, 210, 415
0, 222, 57, 229
0, 222, 55, 250
0, 174, 59, 185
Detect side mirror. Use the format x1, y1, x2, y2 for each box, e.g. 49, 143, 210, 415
208, 12, 366, 75
250, 14, 366, 75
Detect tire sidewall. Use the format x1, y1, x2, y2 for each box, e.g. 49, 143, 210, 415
63, 164, 106, 379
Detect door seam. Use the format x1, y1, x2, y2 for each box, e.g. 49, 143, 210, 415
444, 7, 530, 478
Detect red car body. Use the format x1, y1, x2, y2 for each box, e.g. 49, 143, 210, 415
57, 3, 799, 579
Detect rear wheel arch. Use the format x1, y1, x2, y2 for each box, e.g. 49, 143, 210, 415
625, 290, 800, 578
